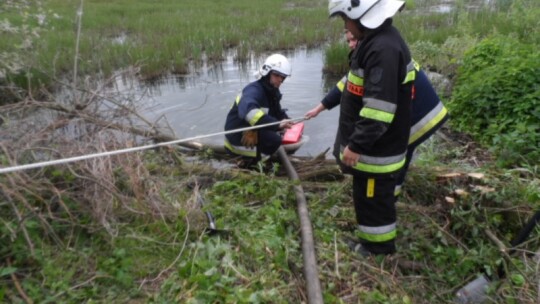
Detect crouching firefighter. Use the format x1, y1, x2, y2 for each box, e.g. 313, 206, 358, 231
328, 0, 414, 256
224, 54, 294, 164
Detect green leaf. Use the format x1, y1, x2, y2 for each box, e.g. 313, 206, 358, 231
0, 267, 17, 277
511, 274, 525, 286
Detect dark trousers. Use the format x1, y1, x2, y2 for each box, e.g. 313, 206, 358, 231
257, 129, 282, 156
352, 174, 399, 254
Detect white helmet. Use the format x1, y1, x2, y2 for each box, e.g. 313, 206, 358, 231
258, 54, 292, 78
328, 0, 405, 29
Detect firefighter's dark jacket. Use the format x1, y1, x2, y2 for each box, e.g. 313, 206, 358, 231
324, 64, 448, 148
224, 76, 288, 146
333, 20, 414, 176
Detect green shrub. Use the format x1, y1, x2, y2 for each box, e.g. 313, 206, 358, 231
323, 42, 349, 76
448, 36, 540, 167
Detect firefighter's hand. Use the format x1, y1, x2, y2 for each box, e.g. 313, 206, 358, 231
241, 130, 258, 148
279, 120, 294, 130
304, 104, 326, 119
342, 146, 360, 167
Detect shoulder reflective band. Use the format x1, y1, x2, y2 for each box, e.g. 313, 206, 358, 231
402, 61, 416, 84
359, 97, 396, 123
357, 223, 397, 242
409, 102, 448, 144
336, 76, 347, 92
412, 59, 420, 71
346, 69, 364, 96
231, 94, 242, 109
367, 178, 375, 198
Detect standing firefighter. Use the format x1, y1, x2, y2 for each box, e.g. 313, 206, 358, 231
305, 30, 449, 196
224, 54, 294, 163
328, 0, 415, 256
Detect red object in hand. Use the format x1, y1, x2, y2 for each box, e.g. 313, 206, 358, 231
282, 122, 304, 144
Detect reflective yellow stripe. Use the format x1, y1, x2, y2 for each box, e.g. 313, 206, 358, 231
340, 153, 406, 174
409, 106, 448, 144
394, 184, 402, 196
347, 71, 364, 86
402, 69, 416, 84
352, 158, 405, 173
367, 178, 375, 198
231, 94, 241, 109
248, 110, 264, 126
337, 80, 345, 92
402, 61, 416, 84
357, 229, 396, 242
224, 139, 257, 157
357, 223, 397, 242
359, 107, 394, 123
413, 59, 420, 71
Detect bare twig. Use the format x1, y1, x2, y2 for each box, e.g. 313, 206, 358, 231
334, 231, 340, 278
485, 228, 530, 283
7, 257, 33, 304
4, 192, 35, 256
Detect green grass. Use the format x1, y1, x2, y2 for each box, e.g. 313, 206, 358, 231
325, 0, 540, 73
2, 143, 538, 303
0, 0, 338, 83
2, 0, 538, 84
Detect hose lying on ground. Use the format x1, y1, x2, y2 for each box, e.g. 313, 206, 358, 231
276, 146, 323, 304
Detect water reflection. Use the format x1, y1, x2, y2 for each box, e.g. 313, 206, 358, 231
142, 48, 341, 157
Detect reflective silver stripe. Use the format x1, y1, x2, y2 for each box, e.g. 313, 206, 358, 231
409, 101, 448, 144
410, 101, 444, 137
402, 60, 416, 84
358, 223, 396, 235
407, 61, 415, 72
224, 139, 270, 159
340, 145, 407, 165
336, 76, 347, 92
347, 68, 364, 86
351, 67, 364, 78
412, 59, 420, 71
394, 184, 402, 196
247, 107, 269, 115
363, 97, 397, 113
358, 153, 405, 165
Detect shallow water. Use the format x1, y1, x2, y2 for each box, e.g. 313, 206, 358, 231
141, 48, 341, 158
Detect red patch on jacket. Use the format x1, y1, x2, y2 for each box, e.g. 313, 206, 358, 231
347, 82, 364, 96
